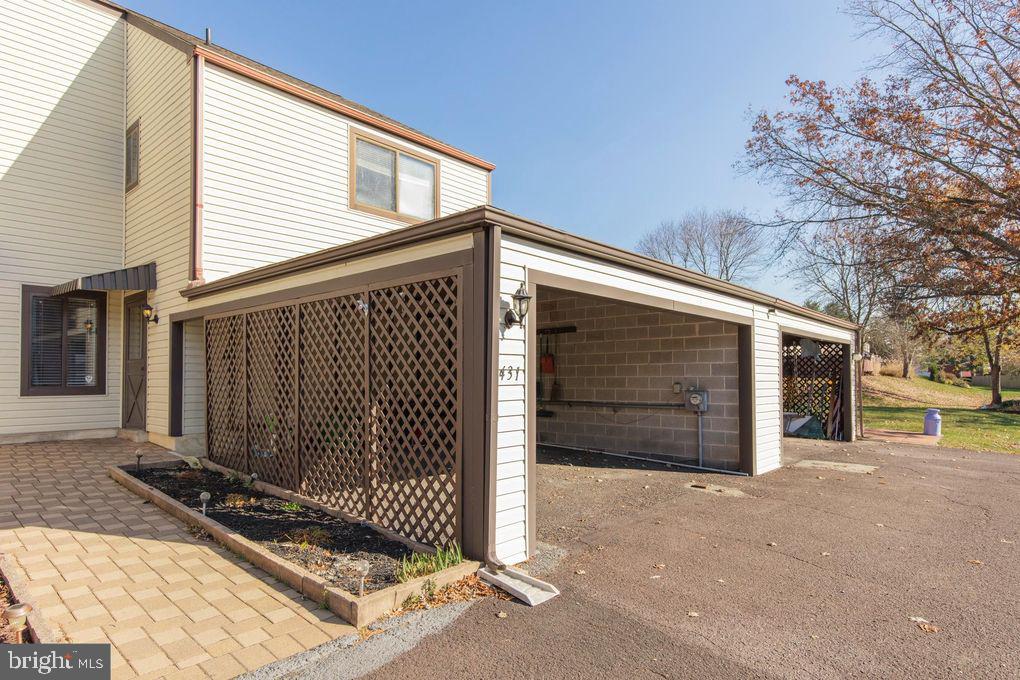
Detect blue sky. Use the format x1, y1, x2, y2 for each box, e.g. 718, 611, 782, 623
130, 0, 884, 302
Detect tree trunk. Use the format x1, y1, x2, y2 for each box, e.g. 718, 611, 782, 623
901, 355, 911, 378
990, 363, 1002, 406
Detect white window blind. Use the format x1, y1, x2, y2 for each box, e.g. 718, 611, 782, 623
355, 138, 396, 211
398, 153, 435, 220
30, 296, 63, 387
66, 297, 98, 386
25, 290, 103, 393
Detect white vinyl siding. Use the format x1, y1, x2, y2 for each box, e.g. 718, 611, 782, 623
0, 0, 125, 439
497, 234, 858, 557
494, 261, 530, 564
183, 318, 206, 435
200, 63, 490, 282
123, 24, 194, 436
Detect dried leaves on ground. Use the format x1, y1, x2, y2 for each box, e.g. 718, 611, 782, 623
391, 575, 510, 617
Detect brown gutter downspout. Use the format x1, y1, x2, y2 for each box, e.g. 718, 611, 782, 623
483, 222, 507, 570
189, 52, 206, 285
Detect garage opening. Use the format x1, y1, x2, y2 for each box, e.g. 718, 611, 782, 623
533, 286, 745, 473
781, 333, 851, 441
204, 274, 461, 547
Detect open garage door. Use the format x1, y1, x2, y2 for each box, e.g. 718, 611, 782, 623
532, 285, 747, 473
781, 334, 851, 441
204, 274, 461, 547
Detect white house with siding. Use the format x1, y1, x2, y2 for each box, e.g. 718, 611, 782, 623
0, 0, 859, 566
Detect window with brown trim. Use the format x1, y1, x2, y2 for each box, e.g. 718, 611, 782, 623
125, 120, 140, 191
20, 285, 107, 396
350, 130, 438, 223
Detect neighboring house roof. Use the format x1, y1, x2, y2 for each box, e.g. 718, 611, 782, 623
179, 204, 861, 333
93, 0, 495, 171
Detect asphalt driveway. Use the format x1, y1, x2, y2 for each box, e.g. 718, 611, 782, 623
363, 437, 1020, 679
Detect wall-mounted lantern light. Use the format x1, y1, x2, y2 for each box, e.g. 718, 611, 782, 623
504, 283, 532, 329
141, 303, 159, 325
83, 319, 94, 333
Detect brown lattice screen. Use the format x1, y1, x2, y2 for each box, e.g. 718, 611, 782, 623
782, 337, 845, 440
204, 275, 461, 546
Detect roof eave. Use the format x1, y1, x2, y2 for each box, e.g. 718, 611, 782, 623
180, 206, 859, 332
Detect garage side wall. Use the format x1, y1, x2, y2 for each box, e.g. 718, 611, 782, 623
535, 289, 741, 468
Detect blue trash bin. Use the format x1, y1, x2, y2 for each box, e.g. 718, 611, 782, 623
923, 408, 942, 436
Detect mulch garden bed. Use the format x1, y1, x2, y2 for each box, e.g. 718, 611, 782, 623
132, 464, 415, 594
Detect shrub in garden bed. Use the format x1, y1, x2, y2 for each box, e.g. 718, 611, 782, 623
132, 464, 418, 594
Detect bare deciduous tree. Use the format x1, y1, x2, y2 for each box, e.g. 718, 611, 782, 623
635, 209, 768, 283
869, 315, 926, 379
790, 222, 888, 331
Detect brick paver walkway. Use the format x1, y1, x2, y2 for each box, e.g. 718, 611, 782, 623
0, 439, 353, 679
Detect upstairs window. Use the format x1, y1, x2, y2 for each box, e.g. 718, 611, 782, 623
125, 120, 140, 191
351, 131, 438, 222
21, 286, 106, 396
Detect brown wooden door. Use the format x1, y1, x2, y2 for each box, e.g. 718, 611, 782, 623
122, 293, 147, 430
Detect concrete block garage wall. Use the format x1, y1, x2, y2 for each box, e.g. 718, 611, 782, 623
535, 288, 741, 469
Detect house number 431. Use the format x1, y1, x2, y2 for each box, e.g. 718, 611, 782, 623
499, 366, 523, 381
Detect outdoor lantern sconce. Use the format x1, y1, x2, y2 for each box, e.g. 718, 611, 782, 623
141, 303, 159, 325
504, 282, 532, 329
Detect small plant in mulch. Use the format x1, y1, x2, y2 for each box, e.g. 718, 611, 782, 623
285, 526, 331, 549
223, 493, 259, 509
395, 542, 463, 583
281, 501, 303, 512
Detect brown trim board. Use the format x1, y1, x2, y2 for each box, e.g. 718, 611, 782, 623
171, 250, 473, 323
482, 225, 504, 567
526, 280, 537, 556
169, 320, 184, 437
180, 206, 858, 334
194, 47, 495, 171
737, 325, 756, 475
20, 285, 108, 397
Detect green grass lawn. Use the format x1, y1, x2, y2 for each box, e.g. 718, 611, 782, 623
862, 375, 1020, 454
864, 405, 1020, 454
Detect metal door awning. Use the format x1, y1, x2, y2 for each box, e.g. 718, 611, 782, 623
50, 263, 156, 296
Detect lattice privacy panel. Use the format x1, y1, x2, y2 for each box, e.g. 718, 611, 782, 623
782, 339, 845, 440
204, 275, 461, 547
369, 276, 460, 546
299, 295, 368, 516
205, 315, 247, 472
246, 306, 299, 490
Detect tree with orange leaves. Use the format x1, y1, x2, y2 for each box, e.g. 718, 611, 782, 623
745, 0, 1020, 403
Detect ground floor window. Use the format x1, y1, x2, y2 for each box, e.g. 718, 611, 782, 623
20, 285, 106, 396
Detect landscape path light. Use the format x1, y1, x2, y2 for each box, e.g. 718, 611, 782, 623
200, 491, 211, 515
3, 602, 32, 643
356, 560, 371, 597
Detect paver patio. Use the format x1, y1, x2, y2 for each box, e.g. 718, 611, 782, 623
0, 438, 353, 679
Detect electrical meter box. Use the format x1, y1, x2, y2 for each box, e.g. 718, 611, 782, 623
685, 388, 709, 412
